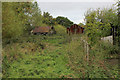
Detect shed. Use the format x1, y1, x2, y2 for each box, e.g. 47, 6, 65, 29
67, 24, 84, 35
31, 26, 56, 35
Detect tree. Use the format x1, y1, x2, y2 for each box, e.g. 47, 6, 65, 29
2, 2, 38, 39
14, 2, 35, 34
55, 16, 73, 27
98, 8, 118, 45
29, 2, 43, 29
84, 7, 118, 45
117, 1, 120, 46
2, 2, 24, 39
42, 12, 55, 26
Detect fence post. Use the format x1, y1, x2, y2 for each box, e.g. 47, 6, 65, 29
82, 38, 89, 63
86, 42, 89, 62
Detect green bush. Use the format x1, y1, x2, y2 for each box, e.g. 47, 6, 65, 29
54, 25, 66, 35
99, 41, 120, 54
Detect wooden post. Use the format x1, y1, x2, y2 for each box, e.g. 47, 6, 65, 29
86, 42, 89, 62
82, 39, 89, 62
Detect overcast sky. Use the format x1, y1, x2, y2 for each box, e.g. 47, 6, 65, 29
36, 0, 117, 24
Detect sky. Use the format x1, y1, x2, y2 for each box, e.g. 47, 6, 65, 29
36, 0, 117, 24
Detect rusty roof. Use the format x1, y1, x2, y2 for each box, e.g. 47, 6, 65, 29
33, 26, 51, 33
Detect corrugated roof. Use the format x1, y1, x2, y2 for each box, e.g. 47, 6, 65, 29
33, 26, 51, 33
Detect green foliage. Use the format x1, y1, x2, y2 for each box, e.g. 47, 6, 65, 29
117, 1, 120, 46
56, 16, 73, 27
2, 2, 40, 38
100, 41, 120, 54
2, 34, 76, 78
2, 3, 24, 39
2, 2, 119, 78
2, 2, 73, 43
84, 7, 118, 45
2, 34, 119, 78
54, 25, 66, 35
42, 12, 55, 26
65, 35, 119, 78
12, 2, 35, 34
78, 23, 84, 26
30, 2, 43, 27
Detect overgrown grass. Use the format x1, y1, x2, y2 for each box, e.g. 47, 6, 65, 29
2, 32, 75, 78
64, 35, 119, 78
2, 31, 119, 78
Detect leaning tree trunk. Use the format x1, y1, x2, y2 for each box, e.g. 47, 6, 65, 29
110, 23, 116, 45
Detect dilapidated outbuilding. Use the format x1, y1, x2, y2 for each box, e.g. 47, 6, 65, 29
31, 26, 56, 35
67, 24, 84, 35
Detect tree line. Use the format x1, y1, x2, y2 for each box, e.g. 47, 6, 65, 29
2, 2, 74, 40
2, 1, 119, 46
